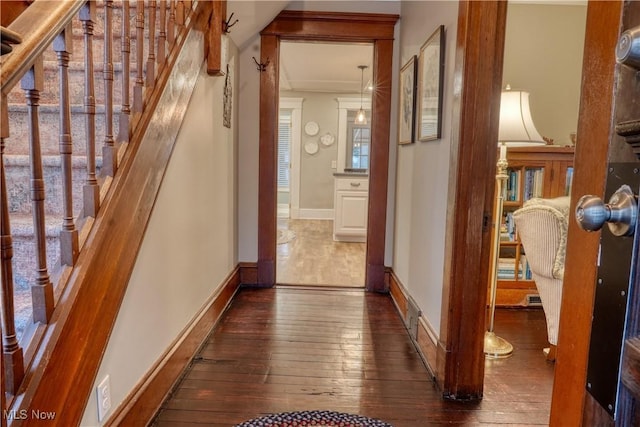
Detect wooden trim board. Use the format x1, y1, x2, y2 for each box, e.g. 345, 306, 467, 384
388, 270, 437, 379
239, 262, 258, 285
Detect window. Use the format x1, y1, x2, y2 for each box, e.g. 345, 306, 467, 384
278, 110, 292, 189
350, 125, 370, 170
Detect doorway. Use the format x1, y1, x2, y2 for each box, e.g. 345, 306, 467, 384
257, 11, 398, 292
275, 41, 373, 288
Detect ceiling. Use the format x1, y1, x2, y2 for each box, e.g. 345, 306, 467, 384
226, 1, 374, 95
280, 41, 374, 94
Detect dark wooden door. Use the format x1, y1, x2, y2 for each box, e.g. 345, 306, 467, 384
576, 2, 640, 425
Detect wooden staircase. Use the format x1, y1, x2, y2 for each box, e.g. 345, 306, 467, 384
0, 1, 221, 424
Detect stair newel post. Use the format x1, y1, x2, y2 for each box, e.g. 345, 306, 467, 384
146, 0, 156, 87
81, 1, 100, 217
0, 96, 25, 396
21, 59, 54, 324
133, 0, 145, 114
158, 0, 167, 67
118, 0, 131, 144
53, 26, 79, 267
102, 0, 116, 177
167, 0, 176, 47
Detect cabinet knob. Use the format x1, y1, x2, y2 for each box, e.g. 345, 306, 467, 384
350, 182, 361, 187
575, 185, 637, 236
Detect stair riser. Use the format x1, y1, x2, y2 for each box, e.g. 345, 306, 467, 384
4, 106, 121, 156
5, 155, 99, 216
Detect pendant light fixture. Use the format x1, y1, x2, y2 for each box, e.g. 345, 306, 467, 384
355, 65, 368, 125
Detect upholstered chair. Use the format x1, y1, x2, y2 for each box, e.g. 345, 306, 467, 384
513, 196, 570, 361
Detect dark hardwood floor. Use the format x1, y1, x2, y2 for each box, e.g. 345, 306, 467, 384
152, 287, 554, 426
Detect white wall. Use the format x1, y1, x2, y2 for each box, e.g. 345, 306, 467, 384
237, 0, 401, 262
238, 35, 261, 261
503, 3, 587, 146
81, 33, 239, 426
393, 1, 459, 337
280, 91, 341, 210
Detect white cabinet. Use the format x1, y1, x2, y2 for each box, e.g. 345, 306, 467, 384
333, 174, 368, 242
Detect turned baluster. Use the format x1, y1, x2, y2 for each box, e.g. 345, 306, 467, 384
167, 0, 175, 45
118, 0, 131, 144
21, 59, 54, 324
146, 0, 156, 87
80, 1, 100, 217
0, 96, 25, 396
102, 0, 116, 176
133, 0, 145, 114
176, 0, 185, 26
158, 0, 167, 67
53, 26, 79, 266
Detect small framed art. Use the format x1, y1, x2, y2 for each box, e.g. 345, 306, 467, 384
417, 25, 445, 142
398, 55, 417, 145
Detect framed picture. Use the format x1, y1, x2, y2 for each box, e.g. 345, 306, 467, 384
417, 25, 445, 142
398, 56, 417, 145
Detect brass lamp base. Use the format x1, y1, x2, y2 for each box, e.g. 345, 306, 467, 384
484, 331, 513, 359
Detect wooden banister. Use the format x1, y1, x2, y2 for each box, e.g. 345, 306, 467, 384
0, 95, 24, 396
81, 1, 100, 217
0, 1, 84, 95
147, 1, 157, 87
53, 26, 79, 267
118, 0, 132, 145
134, 0, 145, 114
102, 0, 116, 176
21, 59, 54, 324
158, 0, 167, 66
168, 0, 176, 45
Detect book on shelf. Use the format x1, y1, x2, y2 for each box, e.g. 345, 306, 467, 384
506, 169, 521, 201
523, 168, 544, 201
565, 167, 574, 195
496, 257, 531, 280
499, 212, 517, 242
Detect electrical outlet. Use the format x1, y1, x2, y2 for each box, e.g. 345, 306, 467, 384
96, 375, 112, 422
331, 160, 337, 169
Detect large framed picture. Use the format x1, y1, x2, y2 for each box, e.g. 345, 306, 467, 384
398, 55, 417, 145
417, 25, 445, 142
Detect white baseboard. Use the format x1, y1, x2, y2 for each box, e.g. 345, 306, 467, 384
277, 204, 290, 219
298, 208, 334, 220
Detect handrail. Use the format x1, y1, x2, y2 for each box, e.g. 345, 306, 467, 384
0, 0, 85, 96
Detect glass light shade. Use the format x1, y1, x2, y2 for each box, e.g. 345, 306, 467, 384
355, 108, 367, 125
498, 90, 545, 147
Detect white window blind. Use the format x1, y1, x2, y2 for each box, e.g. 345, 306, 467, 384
278, 110, 292, 189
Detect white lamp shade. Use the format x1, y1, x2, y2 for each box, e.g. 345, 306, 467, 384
498, 90, 545, 146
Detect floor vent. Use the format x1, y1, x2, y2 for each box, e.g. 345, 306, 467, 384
407, 297, 421, 340
526, 294, 543, 306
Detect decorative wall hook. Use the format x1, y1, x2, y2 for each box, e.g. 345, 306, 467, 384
223, 12, 238, 34
252, 56, 269, 72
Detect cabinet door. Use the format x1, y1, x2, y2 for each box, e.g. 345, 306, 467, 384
335, 191, 368, 236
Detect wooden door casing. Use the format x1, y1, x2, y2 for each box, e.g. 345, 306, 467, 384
257, 11, 398, 292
